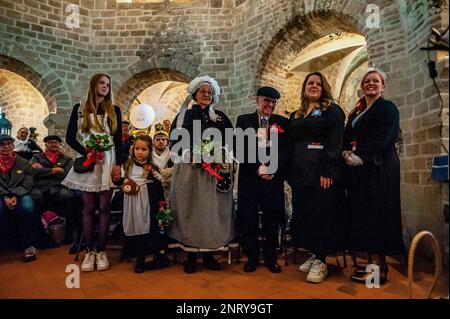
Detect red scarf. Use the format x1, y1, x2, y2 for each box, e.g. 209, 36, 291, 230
44, 150, 62, 164
0, 153, 16, 174
122, 133, 129, 142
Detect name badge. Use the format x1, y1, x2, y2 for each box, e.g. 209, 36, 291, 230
307, 142, 324, 150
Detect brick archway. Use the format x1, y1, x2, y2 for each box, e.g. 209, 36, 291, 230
115, 68, 192, 116
0, 43, 71, 113
254, 12, 367, 115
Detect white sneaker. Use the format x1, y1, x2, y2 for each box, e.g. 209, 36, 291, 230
306, 259, 328, 283
81, 251, 96, 272
96, 251, 110, 271
299, 255, 316, 273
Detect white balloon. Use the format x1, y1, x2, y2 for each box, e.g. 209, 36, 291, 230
129, 104, 155, 129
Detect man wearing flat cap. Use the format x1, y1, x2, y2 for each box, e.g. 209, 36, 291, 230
235, 86, 289, 274
0, 134, 41, 262
30, 135, 78, 244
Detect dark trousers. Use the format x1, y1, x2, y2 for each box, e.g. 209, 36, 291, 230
31, 187, 79, 241
238, 179, 284, 264
0, 195, 39, 249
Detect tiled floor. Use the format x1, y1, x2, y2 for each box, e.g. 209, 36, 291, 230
0, 246, 448, 299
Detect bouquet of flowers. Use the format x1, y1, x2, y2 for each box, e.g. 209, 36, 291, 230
192, 138, 224, 180
82, 134, 113, 167
157, 200, 174, 229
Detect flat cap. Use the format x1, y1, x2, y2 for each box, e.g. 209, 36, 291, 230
257, 86, 281, 99
43, 135, 62, 143
0, 134, 14, 143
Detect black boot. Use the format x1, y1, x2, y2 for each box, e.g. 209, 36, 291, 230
184, 252, 197, 274
203, 252, 221, 271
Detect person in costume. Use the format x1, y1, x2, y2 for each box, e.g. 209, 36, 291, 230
168, 76, 236, 274
62, 73, 123, 272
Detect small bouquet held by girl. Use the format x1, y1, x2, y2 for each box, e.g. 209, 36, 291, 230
157, 200, 174, 232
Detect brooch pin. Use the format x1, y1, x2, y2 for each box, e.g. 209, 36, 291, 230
311, 109, 322, 117
16, 170, 23, 175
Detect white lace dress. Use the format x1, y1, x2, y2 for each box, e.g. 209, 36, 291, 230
62, 113, 116, 192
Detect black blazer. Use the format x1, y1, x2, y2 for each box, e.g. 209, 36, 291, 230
30, 153, 73, 194
288, 104, 345, 188
235, 111, 289, 183
343, 97, 400, 165
0, 156, 33, 197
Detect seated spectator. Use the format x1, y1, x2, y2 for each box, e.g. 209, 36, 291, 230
30, 135, 78, 245
0, 134, 40, 262
14, 127, 43, 161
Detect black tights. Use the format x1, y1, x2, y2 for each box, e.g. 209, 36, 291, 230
82, 190, 113, 251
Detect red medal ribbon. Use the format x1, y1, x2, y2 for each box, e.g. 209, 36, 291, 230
201, 162, 224, 180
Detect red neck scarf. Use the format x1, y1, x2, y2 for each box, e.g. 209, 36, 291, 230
44, 150, 62, 164
122, 133, 129, 142
0, 152, 16, 174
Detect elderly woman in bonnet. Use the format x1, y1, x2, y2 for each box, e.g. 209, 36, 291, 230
168, 76, 236, 274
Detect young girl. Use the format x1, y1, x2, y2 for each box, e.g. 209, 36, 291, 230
62, 73, 123, 272
122, 135, 168, 273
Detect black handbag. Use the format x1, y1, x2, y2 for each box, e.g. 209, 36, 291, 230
73, 156, 95, 174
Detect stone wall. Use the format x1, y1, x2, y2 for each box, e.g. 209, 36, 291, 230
0, 68, 48, 145
0, 0, 448, 262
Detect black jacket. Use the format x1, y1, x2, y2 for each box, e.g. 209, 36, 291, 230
0, 156, 33, 197
343, 97, 400, 165
288, 104, 345, 188
235, 111, 290, 183
66, 103, 123, 165
30, 153, 73, 194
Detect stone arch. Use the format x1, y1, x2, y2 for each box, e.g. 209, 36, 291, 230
0, 69, 48, 144
0, 42, 71, 113
254, 11, 368, 114
115, 68, 193, 116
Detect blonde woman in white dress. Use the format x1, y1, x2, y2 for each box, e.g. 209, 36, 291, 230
62, 73, 123, 272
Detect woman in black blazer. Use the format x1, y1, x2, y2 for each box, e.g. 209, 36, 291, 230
342, 68, 404, 284
288, 72, 345, 284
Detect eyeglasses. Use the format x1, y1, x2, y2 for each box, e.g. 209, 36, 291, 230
261, 97, 278, 105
